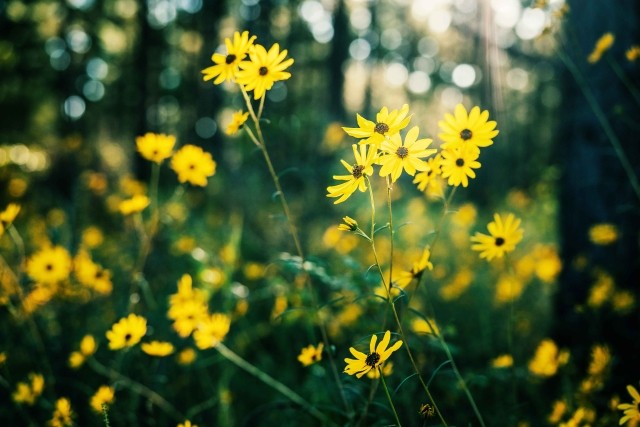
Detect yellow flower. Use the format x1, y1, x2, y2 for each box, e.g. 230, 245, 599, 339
528, 339, 568, 377
587, 344, 610, 377
618, 385, 640, 425
177, 421, 198, 427
548, 400, 568, 424
491, 354, 514, 368
327, 144, 376, 204
177, 348, 197, 365
439, 145, 481, 188
202, 30, 256, 84
171, 145, 216, 187
297, 343, 324, 367
588, 223, 618, 245
80, 334, 97, 356
235, 42, 294, 100
494, 275, 525, 305
81, 226, 104, 248
68, 351, 85, 369
74, 251, 113, 295
587, 32, 614, 64
378, 126, 437, 182
90, 385, 115, 413
118, 195, 150, 215
438, 104, 499, 154
141, 341, 175, 357
0, 203, 20, 235
411, 317, 440, 336
106, 313, 147, 350
471, 213, 524, 261
413, 155, 445, 199
627, 45, 640, 62
136, 132, 176, 163
338, 216, 359, 232
226, 110, 250, 135
344, 330, 403, 378
48, 397, 73, 427
193, 313, 231, 349
342, 104, 411, 147
12, 372, 44, 405
587, 271, 615, 308
395, 248, 433, 288
26, 245, 72, 285
168, 274, 209, 337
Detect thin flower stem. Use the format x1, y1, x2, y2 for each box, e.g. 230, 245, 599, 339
379, 368, 402, 427
238, 85, 352, 417
365, 179, 448, 427
88, 358, 184, 421
386, 176, 394, 291
606, 56, 640, 108
556, 45, 640, 203
215, 342, 335, 425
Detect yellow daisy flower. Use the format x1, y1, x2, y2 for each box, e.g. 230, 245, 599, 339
202, 30, 257, 84
618, 385, 640, 425
177, 421, 198, 427
626, 45, 640, 62
226, 110, 250, 135
106, 313, 147, 350
170, 145, 216, 187
587, 32, 614, 64
90, 385, 115, 413
337, 216, 359, 232
439, 145, 481, 187
135, 132, 176, 164
342, 104, 411, 146
141, 341, 175, 357
344, 330, 403, 379
378, 126, 436, 182
118, 195, 150, 215
413, 155, 445, 198
235, 43, 294, 100
394, 248, 433, 288
470, 213, 524, 261
438, 104, 499, 154
193, 313, 231, 349
297, 343, 324, 367
26, 245, 72, 285
327, 144, 376, 204
588, 223, 618, 245
74, 250, 113, 295
80, 334, 97, 356
12, 372, 44, 405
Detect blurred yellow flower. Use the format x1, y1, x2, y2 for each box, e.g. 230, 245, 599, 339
68, 351, 85, 369
226, 110, 249, 135
413, 155, 445, 199
548, 400, 567, 424
193, 313, 231, 349
74, 251, 113, 295
90, 385, 115, 413
395, 248, 433, 289
141, 341, 175, 357
118, 195, 150, 215
378, 126, 436, 183
439, 268, 474, 301
587, 32, 614, 64
587, 344, 610, 377
0, 203, 20, 233
235, 42, 294, 100
271, 294, 288, 320
12, 372, 44, 405
471, 213, 524, 261
168, 275, 209, 337
81, 226, 104, 248
491, 354, 514, 368
171, 145, 216, 187
344, 330, 403, 379
342, 104, 411, 147
177, 348, 197, 365
528, 339, 568, 377
588, 223, 618, 245
80, 334, 97, 356
106, 313, 147, 350
438, 104, 499, 155
627, 45, 640, 62
297, 343, 324, 367
327, 144, 376, 204
411, 317, 440, 336
177, 421, 198, 427
26, 245, 72, 285
439, 145, 481, 188
587, 271, 614, 308
612, 290, 635, 313
48, 397, 73, 427
202, 30, 256, 85
136, 132, 175, 163
494, 275, 525, 305
532, 244, 562, 283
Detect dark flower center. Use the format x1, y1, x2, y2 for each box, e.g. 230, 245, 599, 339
352, 164, 365, 178
374, 123, 389, 135
45, 264, 53, 271
396, 147, 409, 158
365, 352, 381, 367
225, 54, 237, 64
455, 158, 465, 167
495, 237, 505, 246
124, 333, 132, 342
259, 66, 269, 76
189, 164, 196, 170
460, 129, 472, 140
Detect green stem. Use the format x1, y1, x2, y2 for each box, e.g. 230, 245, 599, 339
607, 56, 640, 108
88, 358, 183, 421
215, 342, 333, 425
386, 176, 394, 292
557, 46, 640, 203
379, 368, 402, 427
